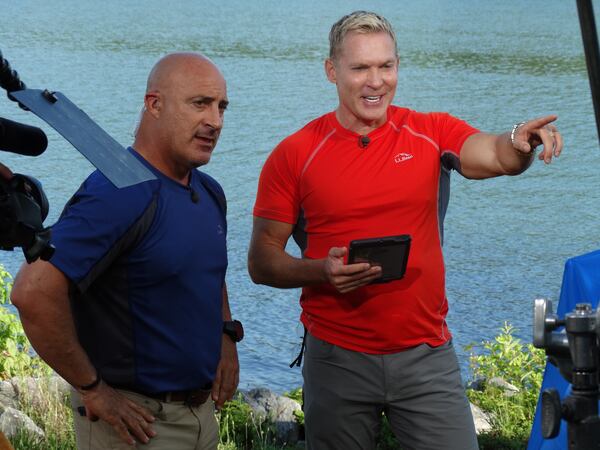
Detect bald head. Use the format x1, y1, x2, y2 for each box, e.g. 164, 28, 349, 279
146, 52, 223, 94
134, 52, 228, 181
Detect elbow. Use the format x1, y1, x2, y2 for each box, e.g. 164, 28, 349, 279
498, 158, 532, 177
10, 276, 36, 315
9, 263, 54, 316
247, 255, 267, 285
247, 247, 276, 286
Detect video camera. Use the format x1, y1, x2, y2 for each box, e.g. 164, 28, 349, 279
0, 50, 157, 264
0, 52, 54, 263
533, 299, 600, 449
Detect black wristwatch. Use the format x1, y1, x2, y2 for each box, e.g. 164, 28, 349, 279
223, 320, 244, 343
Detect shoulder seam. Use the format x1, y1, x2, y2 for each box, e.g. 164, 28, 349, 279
300, 128, 337, 178
400, 124, 440, 153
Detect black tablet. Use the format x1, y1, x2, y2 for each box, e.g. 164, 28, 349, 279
348, 234, 411, 283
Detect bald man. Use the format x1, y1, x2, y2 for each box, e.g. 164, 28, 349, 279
11, 53, 240, 449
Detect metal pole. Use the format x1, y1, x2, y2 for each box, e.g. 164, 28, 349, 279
576, 0, 600, 148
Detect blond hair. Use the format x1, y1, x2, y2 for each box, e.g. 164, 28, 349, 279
329, 11, 398, 61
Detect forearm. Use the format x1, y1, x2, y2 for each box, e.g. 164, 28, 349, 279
11, 262, 97, 388
20, 298, 97, 386
221, 283, 232, 321
493, 131, 535, 175
460, 132, 534, 179
248, 243, 326, 288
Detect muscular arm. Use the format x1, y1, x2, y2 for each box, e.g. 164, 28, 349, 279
248, 217, 327, 288
248, 217, 381, 292
11, 260, 97, 386
460, 115, 563, 180
11, 261, 156, 445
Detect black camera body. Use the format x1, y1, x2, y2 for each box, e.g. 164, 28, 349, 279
0, 171, 53, 262
0, 49, 155, 265
0, 51, 54, 263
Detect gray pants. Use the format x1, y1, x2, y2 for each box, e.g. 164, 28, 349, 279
302, 333, 479, 450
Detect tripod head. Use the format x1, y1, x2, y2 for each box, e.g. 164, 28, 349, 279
533, 299, 600, 447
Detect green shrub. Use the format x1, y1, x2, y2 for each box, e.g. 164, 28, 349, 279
0, 265, 74, 449
283, 387, 304, 427
466, 322, 546, 445
0, 264, 49, 378
218, 394, 277, 449
376, 415, 401, 449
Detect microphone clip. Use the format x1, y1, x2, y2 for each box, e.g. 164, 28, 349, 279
359, 135, 370, 148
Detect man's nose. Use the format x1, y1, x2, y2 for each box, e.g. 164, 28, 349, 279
366, 68, 384, 89
205, 104, 224, 131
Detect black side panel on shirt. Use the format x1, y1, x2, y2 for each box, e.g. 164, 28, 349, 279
70, 194, 158, 387
438, 152, 461, 245
200, 173, 227, 217
292, 208, 307, 255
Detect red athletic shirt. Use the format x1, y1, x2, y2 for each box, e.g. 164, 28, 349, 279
254, 106, 479, 353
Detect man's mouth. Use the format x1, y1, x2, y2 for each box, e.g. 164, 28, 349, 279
194, 134, 215, 147
362, 95, 383, 104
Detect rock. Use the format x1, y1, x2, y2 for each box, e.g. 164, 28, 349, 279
470, 403, 492, 434
0, 407, 44, 441
271, 395, 302, 445
241, 388, 277, 420
488, 377, 519, 396
0, 381, 18, 410
241, 388, 302, 445
10, 375, 70, 410
466, 378, 486, 392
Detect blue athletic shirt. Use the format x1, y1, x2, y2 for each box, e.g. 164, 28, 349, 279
49, 147, 227, 393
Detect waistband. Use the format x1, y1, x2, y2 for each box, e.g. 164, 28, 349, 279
113, 382, 213, 408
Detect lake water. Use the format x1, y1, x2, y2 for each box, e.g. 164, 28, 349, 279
1, 0, 599, 393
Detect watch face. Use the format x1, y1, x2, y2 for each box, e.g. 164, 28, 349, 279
224, 320, 244, 342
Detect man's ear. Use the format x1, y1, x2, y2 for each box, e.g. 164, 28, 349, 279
324, 58, 337, 84
144, 92, 161, 118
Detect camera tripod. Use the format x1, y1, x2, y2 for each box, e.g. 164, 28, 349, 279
533, 299, 600, 449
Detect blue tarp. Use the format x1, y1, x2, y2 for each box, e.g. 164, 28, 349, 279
528, 248, 600, 449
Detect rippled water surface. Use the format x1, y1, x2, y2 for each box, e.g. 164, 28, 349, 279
1, 0, 599, 392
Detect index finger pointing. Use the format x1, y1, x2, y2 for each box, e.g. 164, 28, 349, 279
524, 115, 558, 130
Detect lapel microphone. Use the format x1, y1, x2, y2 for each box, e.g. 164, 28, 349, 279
359, 135, 370, 148
190, 189, 199, 203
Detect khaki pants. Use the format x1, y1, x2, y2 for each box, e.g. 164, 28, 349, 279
71, 388, 219, 450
